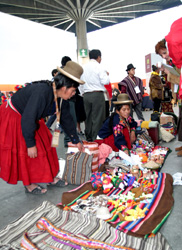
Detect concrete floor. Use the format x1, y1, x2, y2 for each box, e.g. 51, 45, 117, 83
0, 108, 182, 250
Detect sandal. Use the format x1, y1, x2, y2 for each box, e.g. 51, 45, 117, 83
48, 179, 68, 187
78, 131, 85, 136
24, 185, 47, 195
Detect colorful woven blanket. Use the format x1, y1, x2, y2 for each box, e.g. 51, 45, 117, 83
61, 172, 174, 238
0, 201, 172, 250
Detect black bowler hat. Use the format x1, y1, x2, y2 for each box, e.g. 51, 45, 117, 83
126, 64, 136, 71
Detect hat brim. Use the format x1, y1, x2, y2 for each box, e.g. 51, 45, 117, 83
126, 67, 136, 71
57, 66, 85, 85
113, 100, 133, 105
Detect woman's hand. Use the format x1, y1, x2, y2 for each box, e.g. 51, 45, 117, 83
130, 131, 136, 144
27, 146, 37, 158
76, 142, 85, 152
124, 150, 129, 155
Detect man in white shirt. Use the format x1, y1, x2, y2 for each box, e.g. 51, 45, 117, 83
80, 49, 110, 141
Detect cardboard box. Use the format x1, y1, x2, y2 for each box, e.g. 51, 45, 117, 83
160, 116, 174, 125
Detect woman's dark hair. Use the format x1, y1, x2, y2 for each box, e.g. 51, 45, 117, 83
31, 80, 51, 85
115, 103, 130, 112
108, 104, 130, 132
61, 56, 71, 67
51, 69, 58, 77
54, 73, 79, 89
152, 65, 158, 72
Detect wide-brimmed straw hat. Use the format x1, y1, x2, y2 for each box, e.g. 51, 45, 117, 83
113, 93, 133, 105
57, 61, 85, 85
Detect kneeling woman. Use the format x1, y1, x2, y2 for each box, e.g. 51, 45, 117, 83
98, 94, 137, 155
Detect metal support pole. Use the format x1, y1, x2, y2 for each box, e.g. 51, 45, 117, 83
75, 18, 89, 65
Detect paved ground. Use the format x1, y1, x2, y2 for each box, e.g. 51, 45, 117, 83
0, 107, 181, 250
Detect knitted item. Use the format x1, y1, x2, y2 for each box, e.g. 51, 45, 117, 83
91, 172, 103, 190
141, 121, 150, 129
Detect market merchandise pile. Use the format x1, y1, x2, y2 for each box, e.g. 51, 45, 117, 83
62, 138, 173, 238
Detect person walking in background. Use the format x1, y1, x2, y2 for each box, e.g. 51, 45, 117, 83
75, 88, 86, 135
0, 61, 85, 194
79, 49, 110, 141
110, 84, 120, 112
160, 72, 174, 113
118, 64, 144, 121
149, 65, 163, 112
61, 56, 78, 147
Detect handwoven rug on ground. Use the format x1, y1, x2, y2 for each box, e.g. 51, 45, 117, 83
0, 201, 172, 250
61, 172, 174, 238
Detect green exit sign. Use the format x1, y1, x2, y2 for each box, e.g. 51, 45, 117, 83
79, 49, 88, 57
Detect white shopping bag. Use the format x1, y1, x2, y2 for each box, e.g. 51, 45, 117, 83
56, 158, 66, 178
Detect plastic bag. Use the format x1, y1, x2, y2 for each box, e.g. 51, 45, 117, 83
172, 172, 182, 185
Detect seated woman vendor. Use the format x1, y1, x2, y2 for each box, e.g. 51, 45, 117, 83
98, 93, 137, 154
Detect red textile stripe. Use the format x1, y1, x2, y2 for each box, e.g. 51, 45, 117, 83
131, 173, 166, 232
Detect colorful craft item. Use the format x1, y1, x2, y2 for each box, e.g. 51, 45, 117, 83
116, 205, 125, 212
130, 165, 140, 179
138, 152, 148, 163
119, 192, 135, 203
21, 217, 133, 250
112, 177, 125, 190
91, 172, 103, 190
142, 180, 155, 191
124, 206, 148, 221
140, 193, 153, 200
91, 172, 139, 193
14, 84, 27, 92
102, 174, 113, 194
1, 95, 7, 104
108, 199, 121, 209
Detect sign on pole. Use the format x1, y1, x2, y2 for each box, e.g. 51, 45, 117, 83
79, 49, 88, 57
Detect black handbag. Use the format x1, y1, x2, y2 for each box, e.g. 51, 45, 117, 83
151, 112, 160, 122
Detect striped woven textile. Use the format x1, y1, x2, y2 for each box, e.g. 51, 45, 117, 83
118, 76, 143, 106
68, 140, 99, 172
63, 152, 93, 185
62, 172, 174, 238
21, 217, 134, 250
0, 201, 172, 250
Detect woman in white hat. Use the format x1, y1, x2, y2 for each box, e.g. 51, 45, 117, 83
98, 93, 137, 155
0, 61, 85, 194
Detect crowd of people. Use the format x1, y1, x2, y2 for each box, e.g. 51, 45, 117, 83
0, 17, 181, 195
